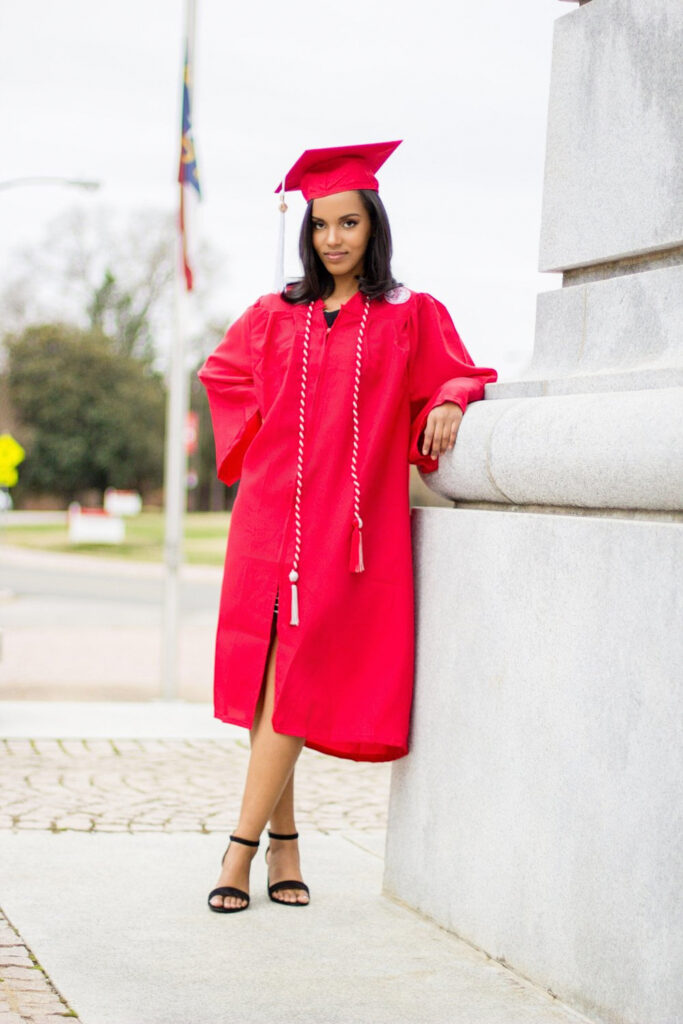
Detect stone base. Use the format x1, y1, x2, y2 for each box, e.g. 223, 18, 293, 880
426, 386, 683, 511
385, 506, 683, 1024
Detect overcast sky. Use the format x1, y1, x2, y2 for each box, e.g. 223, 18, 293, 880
1, 0, 568, 379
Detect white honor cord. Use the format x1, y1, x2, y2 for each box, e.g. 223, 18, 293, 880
288, 297, 370, 625
289, 301, 313, 625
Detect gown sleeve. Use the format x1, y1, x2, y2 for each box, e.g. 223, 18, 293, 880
197, 302, 264, 487
407, 292, 497, 474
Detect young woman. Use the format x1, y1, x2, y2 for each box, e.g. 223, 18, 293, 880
199, 140, 497, 912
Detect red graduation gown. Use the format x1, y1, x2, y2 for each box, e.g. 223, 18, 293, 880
198, 287, 497, 762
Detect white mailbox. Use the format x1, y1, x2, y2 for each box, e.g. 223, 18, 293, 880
104, 489, 143, 517
68, 503, 125, 545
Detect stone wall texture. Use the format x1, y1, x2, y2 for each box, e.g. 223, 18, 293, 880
384, 2, 683, 1022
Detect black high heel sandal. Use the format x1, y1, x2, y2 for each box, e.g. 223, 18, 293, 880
207, 833, 260, 914
265, 830, 310, 906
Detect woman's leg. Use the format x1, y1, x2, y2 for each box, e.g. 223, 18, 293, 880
264, 770, 309, 904
209, 627, 305, 910
250, 616, 309, 904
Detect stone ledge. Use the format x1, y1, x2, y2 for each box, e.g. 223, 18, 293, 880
423, 386, 683, 510
491, 263, 683, 400
450, 501, 683, 524
532, 265, 682, 384
488, 367, 683, 400
562, 243, 683, 286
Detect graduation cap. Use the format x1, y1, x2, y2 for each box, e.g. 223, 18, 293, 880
273, 140, 402, 290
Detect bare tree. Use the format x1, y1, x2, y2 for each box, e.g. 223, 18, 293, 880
0, 204, 226, 367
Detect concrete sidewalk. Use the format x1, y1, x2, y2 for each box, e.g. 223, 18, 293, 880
1, 830, 594, 1024
0, 700, 596, 1024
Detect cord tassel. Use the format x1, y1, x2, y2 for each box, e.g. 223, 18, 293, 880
350, 519, 365, 573
274, 179, 288, 293
289, 569, 300, 626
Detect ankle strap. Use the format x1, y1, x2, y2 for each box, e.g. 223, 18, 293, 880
267, 830, 299, 840
229, 833, 260, 847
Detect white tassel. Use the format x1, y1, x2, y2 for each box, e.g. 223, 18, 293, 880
289, 569, 299, 626
274, 179, 287, 293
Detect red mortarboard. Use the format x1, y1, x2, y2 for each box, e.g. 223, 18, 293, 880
275, 140, 402, 202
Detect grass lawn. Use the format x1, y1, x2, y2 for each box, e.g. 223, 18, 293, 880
1, 511, 231, 566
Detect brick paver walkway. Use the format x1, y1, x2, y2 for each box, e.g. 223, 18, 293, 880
0, 738, 390, 833
0, 911, 76, 1023
0, 736, 391, 1022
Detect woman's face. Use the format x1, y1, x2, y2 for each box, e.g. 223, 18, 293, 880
310, 190, 372, 284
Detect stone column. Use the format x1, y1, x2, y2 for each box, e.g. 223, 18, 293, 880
383, 3, 683, 1023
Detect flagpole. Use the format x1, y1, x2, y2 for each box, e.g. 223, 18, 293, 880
161, 239, 188, 701
162, 0, 197, 701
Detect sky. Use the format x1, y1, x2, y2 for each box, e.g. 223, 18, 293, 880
0, 0, 569, 379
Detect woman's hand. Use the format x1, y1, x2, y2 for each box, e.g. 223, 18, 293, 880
421, 401, 464, 459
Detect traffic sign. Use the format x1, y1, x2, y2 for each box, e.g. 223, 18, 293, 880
0, 434, 25, 488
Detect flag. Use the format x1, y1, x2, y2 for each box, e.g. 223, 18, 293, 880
178, 38, 201, 291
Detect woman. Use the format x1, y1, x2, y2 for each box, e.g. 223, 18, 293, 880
199, 140, 497, 912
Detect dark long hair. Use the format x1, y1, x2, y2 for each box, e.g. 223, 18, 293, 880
281, 189, 401, 304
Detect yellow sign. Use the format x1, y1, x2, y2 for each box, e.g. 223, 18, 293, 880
0, 433, 25, 488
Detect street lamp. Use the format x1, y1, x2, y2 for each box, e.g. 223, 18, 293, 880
0, 177, 101, 192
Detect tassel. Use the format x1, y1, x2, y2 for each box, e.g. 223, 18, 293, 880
274, 181, 288, 293
349, 519, 365, 573
289, 569, 299, 626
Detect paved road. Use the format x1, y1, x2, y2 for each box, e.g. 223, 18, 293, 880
0, 547, 221, 700
1, 556, 221, 615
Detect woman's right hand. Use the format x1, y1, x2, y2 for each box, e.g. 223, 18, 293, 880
421, 401, 464, 460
